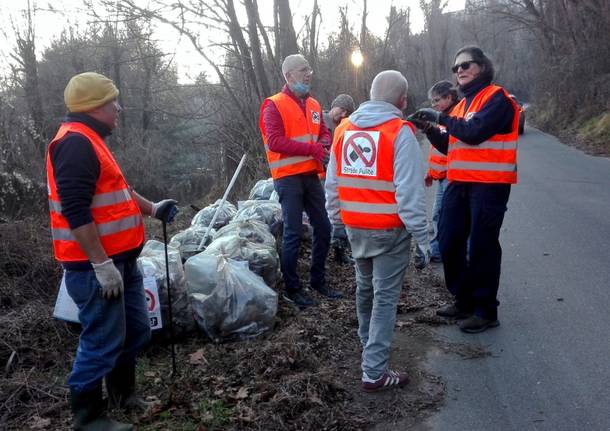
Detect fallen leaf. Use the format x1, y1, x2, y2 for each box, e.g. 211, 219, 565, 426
29, 416, 51, 430
234, 386, 249, 400
188, 349, 208, 366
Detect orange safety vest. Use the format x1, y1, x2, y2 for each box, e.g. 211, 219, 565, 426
333, 118, 416, 229
447, 85, 519, 184
319, 117, 348, 182
46, 122, 145, 263
259, 92, 323, 180
427, 126, 448, 180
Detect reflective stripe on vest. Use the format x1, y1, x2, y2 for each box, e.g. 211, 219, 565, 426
447, 85, 519, 184
337, 176, 395, 192
48, 188, 132, 214
51, 215, 143, 241
427, 145, 447, 179
259, 92, 323, 179
340, 200, 398, 214
334, 118, 416, 229
46, 122, 145, 262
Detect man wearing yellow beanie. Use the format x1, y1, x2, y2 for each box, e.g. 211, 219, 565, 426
46, 72, 178, 431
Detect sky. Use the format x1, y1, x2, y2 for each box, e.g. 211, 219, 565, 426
0, 0, 465, 83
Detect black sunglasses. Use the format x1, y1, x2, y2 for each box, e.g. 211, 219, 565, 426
452, 60, 478, 73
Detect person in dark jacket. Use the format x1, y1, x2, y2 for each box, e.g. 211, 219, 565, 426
47, 72, 178, 430
323, 93, 356, 265
410, 46, 519, 333
411, 81, 460, 266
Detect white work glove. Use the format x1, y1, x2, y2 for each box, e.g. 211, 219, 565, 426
414, 243, 431, 270
92, 259, 124, 299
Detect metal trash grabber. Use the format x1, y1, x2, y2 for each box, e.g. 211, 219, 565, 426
197, 154, 247, 250
161, 219, 177, 376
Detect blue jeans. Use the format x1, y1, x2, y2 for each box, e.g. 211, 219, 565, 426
348, 227, 411, 379
274, 173, 331, 291
430, 178, 448, 258
65, 258, 151, 392
438, 182, 510, 320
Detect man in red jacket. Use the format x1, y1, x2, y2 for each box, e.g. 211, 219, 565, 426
259, 54, 342, 308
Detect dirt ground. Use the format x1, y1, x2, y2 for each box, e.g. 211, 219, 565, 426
0, 209, 473, 431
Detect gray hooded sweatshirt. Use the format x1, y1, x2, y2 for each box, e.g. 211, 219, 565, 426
325, 100, 429, 249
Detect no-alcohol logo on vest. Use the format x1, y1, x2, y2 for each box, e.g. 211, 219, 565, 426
342, 130, 379, 177
311, 111, 320, 124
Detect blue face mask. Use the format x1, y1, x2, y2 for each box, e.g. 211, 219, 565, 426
289, 81, 310, 96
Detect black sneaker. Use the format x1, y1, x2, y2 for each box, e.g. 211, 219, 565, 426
436, 304, 472, 319
459, 315, 500, 333
283, 289, 317, 309
311, 282, 343, 299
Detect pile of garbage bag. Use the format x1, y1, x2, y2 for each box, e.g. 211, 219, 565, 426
138, 240, 195, 337
191, 199, 237, 229
188, 254, 277, 342
169, 225, 216, 260
202, 235, 281, 287
248, 178, 275, 200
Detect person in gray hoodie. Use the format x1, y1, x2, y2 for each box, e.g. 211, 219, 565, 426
325, 70, 429, 392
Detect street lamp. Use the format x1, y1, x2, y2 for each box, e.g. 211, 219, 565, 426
351, 49, 364, 100
351, 49, 364, 68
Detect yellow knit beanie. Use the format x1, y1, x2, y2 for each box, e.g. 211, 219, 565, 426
64, 72, 119, 113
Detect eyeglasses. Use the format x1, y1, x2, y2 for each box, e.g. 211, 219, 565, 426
452, 60, 478, 73
296, 66, 313, 75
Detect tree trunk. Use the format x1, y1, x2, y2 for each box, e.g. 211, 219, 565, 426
244, 0, 272, 99
275, 0, 299, 58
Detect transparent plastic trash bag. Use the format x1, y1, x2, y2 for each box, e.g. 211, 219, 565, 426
191, 199, 237, 229
202, 235, 281, 287
189, 256, 278, 342
169, 225, 216, 260
213, 219, 275, 248
248, 178, 275, 200
137, 240, 196, 336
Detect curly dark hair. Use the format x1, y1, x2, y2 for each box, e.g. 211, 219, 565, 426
454, 45, 495, 83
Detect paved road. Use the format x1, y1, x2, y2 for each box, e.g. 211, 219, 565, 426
419, 127, 610, 430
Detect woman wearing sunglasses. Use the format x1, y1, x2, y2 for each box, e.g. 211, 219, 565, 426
409, 45, 520, 333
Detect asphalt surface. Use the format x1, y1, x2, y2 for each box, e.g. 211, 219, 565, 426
418, 127, 610, 430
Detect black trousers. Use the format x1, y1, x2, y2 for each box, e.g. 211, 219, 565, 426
438, 182, 511, 320
274, 173, 331, 291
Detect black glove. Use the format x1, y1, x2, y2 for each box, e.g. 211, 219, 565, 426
331, 225, 349, 248
152, 199, 179, 223
409, 108, 440, 124
409, 117, 432, 132
322, 150, 330, 167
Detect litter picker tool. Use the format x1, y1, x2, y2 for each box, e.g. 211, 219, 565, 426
197, 154, 247, 250
162, 219, 177, 376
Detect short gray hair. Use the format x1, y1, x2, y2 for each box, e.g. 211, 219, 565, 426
281, 54, 309, 81
370, 70, 408, 107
